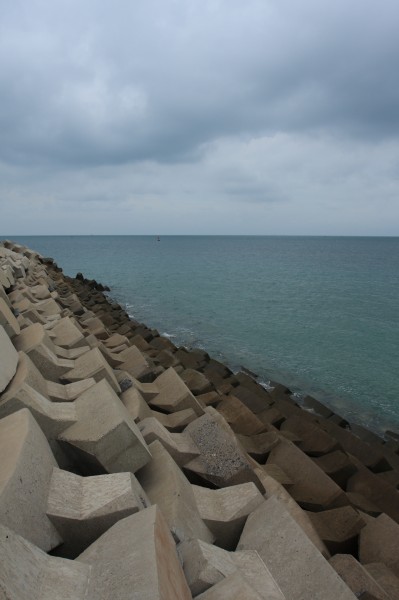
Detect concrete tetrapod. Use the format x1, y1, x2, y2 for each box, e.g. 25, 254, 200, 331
359, 513, 399, 577
0, 324, 18, 393
238, 495, 357, 600
137, 440, 215, 544
0, 297, 20, 338
59, 379, 152, 475
46, 467, 150, 557
191, 482, 265, 550
0, 523, 90, 600
184, 409, 262, 490
139, 416, 200, 467
0, 409, 62, 552
329, 554, 391, 600
179, 538, 285, 599
60, 347, 121, 393
149, 367, 205, 416
76, 505, 192, 600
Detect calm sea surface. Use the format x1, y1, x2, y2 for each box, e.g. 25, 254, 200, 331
7, 235, 399, 434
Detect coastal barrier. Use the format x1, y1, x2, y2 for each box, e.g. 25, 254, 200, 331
0, 239, 399, 599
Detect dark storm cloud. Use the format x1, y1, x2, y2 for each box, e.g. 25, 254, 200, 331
1, 0, 399, 169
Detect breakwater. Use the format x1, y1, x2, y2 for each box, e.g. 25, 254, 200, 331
0, 239, 399, 599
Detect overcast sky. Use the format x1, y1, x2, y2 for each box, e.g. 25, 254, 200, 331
1, 0, 399, 235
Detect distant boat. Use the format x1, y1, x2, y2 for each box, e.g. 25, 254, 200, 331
157, 236, 160, 241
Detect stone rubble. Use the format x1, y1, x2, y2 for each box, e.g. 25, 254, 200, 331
0, 238, 399, 599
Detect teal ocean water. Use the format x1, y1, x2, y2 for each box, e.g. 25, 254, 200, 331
7, 235, 399, 434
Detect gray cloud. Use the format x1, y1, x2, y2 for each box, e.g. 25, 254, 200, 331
1, 0, 399, 169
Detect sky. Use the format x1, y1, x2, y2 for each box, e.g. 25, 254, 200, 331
1, 0, 399, 235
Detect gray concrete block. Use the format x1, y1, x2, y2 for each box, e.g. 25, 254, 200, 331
59, 379, 151, 474
0, 409, 62, 551
0, 324, 18, 393
192, 482, 265, 549
0, 523, 90, 600
238, 496, 357, 600
149, 367, 205, 416
359, 514, 399, 577
46, 467, 149, 557
77, 506, 192, 600
137, 440, 214, 544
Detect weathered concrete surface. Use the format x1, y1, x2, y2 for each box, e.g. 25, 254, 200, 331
217, 395, 266, 435
238, 496, 357, 600
180, 368, 213, 395
137, 440, 214, 544
149, 367, 205, 416
0, 297, 20, 338
0, 409, 62, 551
195, 571, 265, 599
184, 409, 262, 490
13, 322, 74, 382
0, 324, 18, 392
359, 514, 399, 577
0, 523, 90, 600
251, 467, 329, 558
152, 407, 198, 431
280, 415, 338, 456
139, 417, 200, 467
347, 467, 399, 524
0, 355, 77, 460
47, 467, 149, 557
192, 482, 265, 550
329, 554, 391, 600
47, 316, 86, 348
307, 506, 366, 554
365, 563, 399, 600
59, 379, 152, 474
77, 506, 192, 600
267, 437, 348, 510
120, 386, 153, 421
61, 347, 121, 393
236, 430, 280, 462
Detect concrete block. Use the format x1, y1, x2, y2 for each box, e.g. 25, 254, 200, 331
238, 496, 357, 600
149, 367, 205, 416
252, 466, 329, 558
0, 354, 77, 454
61, 347, 121, 393
217, 395, 266, 435
180, 368, 213, 395
103, 332, 129, 348
192, 482, 265, 549
102, 344, 152, 380
359, 513, 399, 577
120, 386, 153, 421
0, 523, 90, 600
137, 440, 214, 544
151, 407, 197, 432
365, 563, 399, 600
139, 417, 200, 467
0, 297, 20, 338
312, 450, 358, 488
59, 379, 152, 474
330, 555, 391, 600
267, 437, 348, 510
13, 323, 74, 382
77, 505, 193, 600
47, 316, 87, 348
307, 506, 366, 554
347, 468, 399, 523
46, 467, 149, 557
195, 571, 269, 600
236, 430, 280, 461
0, 324, 18, 392
0, 409, 62, 551
184, 409, 261, 489
281, 415, 338, 456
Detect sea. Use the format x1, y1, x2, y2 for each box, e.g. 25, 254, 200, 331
6, 235, 399, 435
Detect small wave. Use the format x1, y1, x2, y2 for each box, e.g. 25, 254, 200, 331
162, 332, 176, 339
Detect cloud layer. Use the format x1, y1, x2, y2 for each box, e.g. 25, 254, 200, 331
1, 0, 399, 233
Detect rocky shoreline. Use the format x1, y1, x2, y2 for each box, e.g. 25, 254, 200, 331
1, 239, 399, 599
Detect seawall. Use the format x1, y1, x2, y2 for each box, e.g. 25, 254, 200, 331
0, 239, 399, 599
